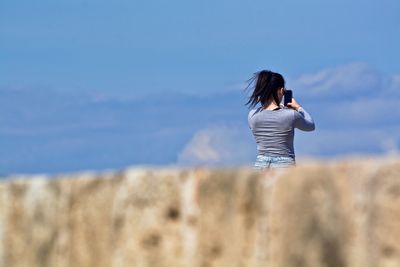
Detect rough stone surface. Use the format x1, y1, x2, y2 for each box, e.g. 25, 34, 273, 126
0, 157, 399, 267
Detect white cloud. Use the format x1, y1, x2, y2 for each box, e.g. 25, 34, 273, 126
176, 126, 254, 167
178, 131, 221, 163
292, 62, 386, 97
177, 62, 400, 166
287, 62, 400, 128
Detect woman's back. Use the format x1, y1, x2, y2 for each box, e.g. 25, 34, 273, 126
244, 69, 315, 169
248, 106, 314, 159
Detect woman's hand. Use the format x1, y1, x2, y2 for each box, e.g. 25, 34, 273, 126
287, 98, 301, 111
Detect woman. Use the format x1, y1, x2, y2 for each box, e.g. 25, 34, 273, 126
245, 70, 315, 169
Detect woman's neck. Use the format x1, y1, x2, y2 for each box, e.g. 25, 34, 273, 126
262, 99, 280, 110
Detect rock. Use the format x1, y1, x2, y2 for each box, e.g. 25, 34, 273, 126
0, 157, 399, 267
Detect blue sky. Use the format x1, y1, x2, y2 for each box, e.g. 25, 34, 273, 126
1, 0, 400, 175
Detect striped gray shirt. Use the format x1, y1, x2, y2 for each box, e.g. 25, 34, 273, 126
248, 106, 315, 158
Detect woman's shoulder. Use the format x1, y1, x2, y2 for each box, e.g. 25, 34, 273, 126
277, 107, 297, 120
249, 106, 295, 115
279, 106, 296, 113
248, 106, 263, 119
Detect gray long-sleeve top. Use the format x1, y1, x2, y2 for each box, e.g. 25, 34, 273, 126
248, 106, 315, 159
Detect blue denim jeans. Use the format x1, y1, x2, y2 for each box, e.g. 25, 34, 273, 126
253, 155, 296, 170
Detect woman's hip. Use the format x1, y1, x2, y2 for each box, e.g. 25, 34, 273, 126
253, 154, 296, 169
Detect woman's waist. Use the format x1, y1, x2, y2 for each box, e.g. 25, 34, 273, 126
257, 147, 295, 159
256, 154, 295, 160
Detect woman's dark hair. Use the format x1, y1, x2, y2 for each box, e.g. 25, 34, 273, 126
244, 70, 285, 109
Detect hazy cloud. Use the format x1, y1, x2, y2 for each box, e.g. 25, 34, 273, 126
0, 86, 251, 175
2, 62, 400, 175
295, 126, 400, 157
387, 74, 400, 95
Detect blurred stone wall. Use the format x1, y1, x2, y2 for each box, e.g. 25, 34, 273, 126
0, 157, 399, 267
